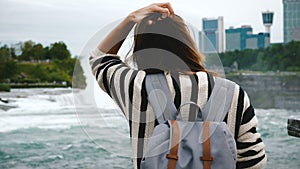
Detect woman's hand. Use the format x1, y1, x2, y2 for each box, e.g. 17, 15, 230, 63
98, 2, 174, 54
129, 2, 174, 23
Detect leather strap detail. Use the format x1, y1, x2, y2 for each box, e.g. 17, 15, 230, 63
166, 120, 180, 169
200, 121, 214, 169
166, 154, 178, 160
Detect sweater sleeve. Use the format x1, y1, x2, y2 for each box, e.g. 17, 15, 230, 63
89, 48, 135, 115
236, 89, 267, 169
89, 48, 121, 94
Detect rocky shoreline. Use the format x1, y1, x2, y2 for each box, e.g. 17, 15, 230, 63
227, 72, 300, 110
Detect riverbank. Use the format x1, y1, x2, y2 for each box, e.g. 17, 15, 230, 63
9, 83, 68, 89
0, 83, 69, 92
226, 71, 300, 110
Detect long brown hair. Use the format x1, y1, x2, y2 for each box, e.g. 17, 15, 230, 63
130, 13, 206, 73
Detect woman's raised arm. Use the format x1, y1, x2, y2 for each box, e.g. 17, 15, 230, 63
98, 2, 174, 54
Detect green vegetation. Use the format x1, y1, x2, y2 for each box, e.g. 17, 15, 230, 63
219, 41, 300, 72
0, 40, 86, 91
0, 84, 10, 92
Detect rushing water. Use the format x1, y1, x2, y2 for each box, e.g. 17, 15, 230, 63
0, 88, 299, 169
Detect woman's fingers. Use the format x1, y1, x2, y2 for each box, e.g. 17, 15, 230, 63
154, 2, 174, 15
130, 2, 174, 23
152, 5, 170, 16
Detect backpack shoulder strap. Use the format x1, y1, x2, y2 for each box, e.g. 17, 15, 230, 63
202, 75, 236, 122
146, 73, 177, 124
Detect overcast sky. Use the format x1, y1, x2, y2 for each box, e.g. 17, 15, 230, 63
0, 0, 283, 56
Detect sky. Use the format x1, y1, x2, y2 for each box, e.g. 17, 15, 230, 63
0, 0, 283, 56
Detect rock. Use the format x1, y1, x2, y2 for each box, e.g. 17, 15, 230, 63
287, 117, 300, 138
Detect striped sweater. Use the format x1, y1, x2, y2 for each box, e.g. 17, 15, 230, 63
89, 48, 267, 169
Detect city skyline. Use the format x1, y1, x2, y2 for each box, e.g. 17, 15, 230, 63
0, 0, 283, 55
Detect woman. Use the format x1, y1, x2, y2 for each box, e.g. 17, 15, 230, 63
89, 3, 266, 169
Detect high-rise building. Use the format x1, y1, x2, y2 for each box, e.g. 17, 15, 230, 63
225, 26, 270, 51
201, 17, 224, 53
283, 0, 300, 43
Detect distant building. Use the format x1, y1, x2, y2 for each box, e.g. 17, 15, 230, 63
225, 26, 270, 51
246, 33, 270, 49
283, 0, 300, 43
262, 11, 274, 34
201, 17, 224, 53
226, 26, 252, 51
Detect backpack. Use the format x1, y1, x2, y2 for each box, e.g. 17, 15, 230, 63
141, 73, 237, 169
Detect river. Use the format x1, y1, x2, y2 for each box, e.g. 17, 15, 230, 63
0, 88, 299, 169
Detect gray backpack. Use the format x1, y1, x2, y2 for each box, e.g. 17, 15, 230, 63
141, 73, 237, 169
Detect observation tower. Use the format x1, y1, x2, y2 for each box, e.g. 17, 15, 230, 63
262, 11, 274, 34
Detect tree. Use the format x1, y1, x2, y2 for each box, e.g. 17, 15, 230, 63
0, 45, 17, 81
18, 41, 50, 61
32, 43, 48, 61
0, 46, 9, 80
2, 60, 17, 80
9, 47, 16, 59
48, 42, 71, 60
19, 40, 35, 61
284, 41, 300, 71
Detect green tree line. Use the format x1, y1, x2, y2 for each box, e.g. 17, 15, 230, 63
0, 40, 86, 89
219, 41, 300, 72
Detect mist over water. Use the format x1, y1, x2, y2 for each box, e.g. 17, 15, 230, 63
0, 88, 299, 169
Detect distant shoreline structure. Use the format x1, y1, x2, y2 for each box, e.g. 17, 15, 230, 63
227, 71, 300, 110
0, 82, 69, 92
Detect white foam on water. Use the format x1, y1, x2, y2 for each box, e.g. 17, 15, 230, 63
0, 112, 78, 132
0, 89, 80, 132
0, 88, 127, 133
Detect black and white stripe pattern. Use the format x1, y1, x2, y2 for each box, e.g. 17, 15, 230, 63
89, 49, 267, 169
